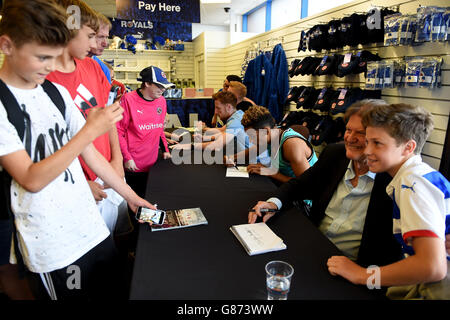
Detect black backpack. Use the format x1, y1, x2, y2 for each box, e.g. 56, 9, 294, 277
0, 79, 66, 272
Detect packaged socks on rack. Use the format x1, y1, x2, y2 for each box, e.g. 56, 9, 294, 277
399, 15, 417, 45
405, 56, 443, 88
393, 60, 406, 87
363, 58, 441, 90
365, 61, 382, 90
416, 6, 446, 43
431, 7, 446, 41
384, 13, 402, 46
444, 10, 450, 41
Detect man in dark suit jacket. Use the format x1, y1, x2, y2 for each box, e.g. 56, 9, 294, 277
249, 100, 403, 269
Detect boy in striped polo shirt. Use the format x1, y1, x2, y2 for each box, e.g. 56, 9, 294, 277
327, 103, 449, 299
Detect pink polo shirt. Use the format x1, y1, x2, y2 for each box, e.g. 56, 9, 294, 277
117, 90, 169, 172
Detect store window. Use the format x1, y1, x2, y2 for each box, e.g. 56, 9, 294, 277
246, 3, 267, 34
307, 0, 354, 17
271, 0, 302, 29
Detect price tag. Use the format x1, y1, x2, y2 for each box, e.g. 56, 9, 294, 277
319, 56, 328, 67
343, 53, 352, 64
317, 88, 327, 100
338, 89, 347, 100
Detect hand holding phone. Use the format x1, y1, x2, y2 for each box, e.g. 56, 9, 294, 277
107, 85, 120, 106
136, 207, 166, 225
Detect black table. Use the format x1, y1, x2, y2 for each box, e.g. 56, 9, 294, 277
130, 157, 383, 300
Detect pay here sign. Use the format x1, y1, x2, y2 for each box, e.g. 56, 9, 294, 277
116, 0, 200, 23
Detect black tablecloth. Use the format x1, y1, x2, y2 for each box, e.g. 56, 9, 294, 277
130, 158, 383, 300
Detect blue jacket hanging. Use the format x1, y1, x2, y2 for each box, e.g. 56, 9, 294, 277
271, 44, 289, 122
243, 53, 273, 106
243, 44, 289, 123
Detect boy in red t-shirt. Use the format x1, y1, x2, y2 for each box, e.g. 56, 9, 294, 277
47, 0, 131, 236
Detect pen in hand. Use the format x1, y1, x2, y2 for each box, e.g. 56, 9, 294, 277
249, 208, 278, 213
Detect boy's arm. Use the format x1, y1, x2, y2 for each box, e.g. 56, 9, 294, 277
108, 126, 124, 178
327, 236, 447, 286
80, 143, 154, 213
194, 130, 235, 150
0, 104, 123, 192
247, 138, 312, 183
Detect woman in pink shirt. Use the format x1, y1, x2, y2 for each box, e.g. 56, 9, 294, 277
117, 66, 173, 197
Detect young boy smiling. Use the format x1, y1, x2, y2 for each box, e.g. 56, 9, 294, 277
0, 0, 154, 300
327, 103, 449, 299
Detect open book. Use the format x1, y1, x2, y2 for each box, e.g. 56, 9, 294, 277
226, 166, 249, 178
230, 223, 286, 256
151, 207, 208, 232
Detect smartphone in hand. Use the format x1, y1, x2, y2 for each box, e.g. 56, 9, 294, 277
107, 85, 120, 105
136, 207, 166, 225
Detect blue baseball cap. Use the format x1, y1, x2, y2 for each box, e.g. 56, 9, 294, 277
137, 66, 175, 89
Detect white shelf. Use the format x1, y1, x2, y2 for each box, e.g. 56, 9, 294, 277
103, 49, 183, 55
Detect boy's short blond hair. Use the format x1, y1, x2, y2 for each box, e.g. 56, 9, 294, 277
0, 0, 71, 47
58, 0, 100, 38
228, 81, 247, 99
362, 103, 434, 155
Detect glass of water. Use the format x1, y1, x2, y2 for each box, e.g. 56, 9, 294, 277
265, 261, 294, 300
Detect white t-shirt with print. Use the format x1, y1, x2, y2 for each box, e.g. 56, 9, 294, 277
0, 82, 109, 273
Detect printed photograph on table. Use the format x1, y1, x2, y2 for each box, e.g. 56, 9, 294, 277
151, 207, 208, 231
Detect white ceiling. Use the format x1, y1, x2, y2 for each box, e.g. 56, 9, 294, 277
83, 0, 267, 26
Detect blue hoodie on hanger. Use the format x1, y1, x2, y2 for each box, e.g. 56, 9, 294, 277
271, 44, 289, 122
243, 53, 274, 106
243, 44, 289, 123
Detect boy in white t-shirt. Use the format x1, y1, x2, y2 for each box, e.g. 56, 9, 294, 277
0, 0, 154, 300
327, 103, 449, 299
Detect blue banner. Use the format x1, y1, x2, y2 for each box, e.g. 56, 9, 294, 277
110, 18, 192, 42
116, 0, 200, 23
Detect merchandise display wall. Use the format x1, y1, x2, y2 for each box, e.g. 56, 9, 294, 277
218, 0, 449, 172
0, 0, 446, 171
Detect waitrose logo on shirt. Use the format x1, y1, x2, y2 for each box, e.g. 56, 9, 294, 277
138, 123, 164, 130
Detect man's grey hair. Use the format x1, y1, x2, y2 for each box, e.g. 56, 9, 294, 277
344, 99, 388, 123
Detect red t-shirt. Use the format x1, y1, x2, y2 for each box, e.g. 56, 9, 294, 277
47, 57, 112, 181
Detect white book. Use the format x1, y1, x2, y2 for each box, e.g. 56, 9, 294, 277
226, 166, 249, 178
230, 223, 286, 256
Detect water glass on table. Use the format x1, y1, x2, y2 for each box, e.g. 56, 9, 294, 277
265, 261, 294, 300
